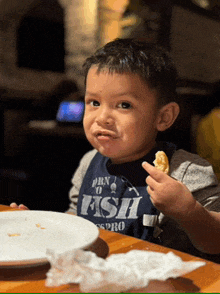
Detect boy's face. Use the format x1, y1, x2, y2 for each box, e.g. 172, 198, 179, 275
83, 66, 162, 164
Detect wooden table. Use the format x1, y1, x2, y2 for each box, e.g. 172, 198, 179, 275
1, 204, 220, 293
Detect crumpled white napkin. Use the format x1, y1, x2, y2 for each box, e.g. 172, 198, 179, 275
45, 249, 205, 293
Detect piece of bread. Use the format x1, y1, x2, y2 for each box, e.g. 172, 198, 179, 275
153, 151, 169, 174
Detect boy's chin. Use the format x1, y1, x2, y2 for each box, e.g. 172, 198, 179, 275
96, 149, 131, 164
97, 149, 116, 159
95, 147, 121, 161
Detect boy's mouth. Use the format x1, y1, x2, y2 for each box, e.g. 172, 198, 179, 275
94, 130, 118, 140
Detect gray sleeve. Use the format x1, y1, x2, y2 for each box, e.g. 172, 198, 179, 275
170, 149, 220, 211
158, 149, 220, 256
66, 149, 97, 214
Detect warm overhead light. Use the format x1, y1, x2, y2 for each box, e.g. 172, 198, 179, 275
191, 0, 210, 9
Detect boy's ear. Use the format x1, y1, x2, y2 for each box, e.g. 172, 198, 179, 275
156, 102, 180, 132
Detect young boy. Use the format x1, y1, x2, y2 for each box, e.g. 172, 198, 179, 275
12, 39, 220, 260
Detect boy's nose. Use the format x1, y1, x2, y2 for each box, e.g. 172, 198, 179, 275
95, 107, 114, 125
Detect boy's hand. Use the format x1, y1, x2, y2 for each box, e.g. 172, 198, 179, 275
10, 202, 29, 210
142, 161, 196, 220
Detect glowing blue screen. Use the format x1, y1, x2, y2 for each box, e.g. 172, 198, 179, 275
56, 101, 84, 123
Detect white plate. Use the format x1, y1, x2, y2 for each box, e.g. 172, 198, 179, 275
0, 210, 99, 267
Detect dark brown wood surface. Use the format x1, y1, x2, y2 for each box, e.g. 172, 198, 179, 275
1, 204, 220, 293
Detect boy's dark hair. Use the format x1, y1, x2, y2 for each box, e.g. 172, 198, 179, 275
83, 38, 178, 106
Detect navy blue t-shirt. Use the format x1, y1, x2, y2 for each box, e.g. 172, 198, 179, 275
77, 142, 176, 241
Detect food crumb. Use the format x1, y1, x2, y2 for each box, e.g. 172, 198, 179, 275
8, 233, 21, 237
36, 224, 46, 229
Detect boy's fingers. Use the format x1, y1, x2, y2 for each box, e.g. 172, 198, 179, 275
142, 161, 166, 182
10, 202, 18, 208
146, 181, 155, 194
146, 175, 156, 189
18, 204, 29, 210
10, 203, 29, 210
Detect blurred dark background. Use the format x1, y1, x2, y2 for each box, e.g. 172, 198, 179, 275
0, 0, 220, 212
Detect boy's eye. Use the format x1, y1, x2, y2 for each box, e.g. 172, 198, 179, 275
90, 100, 100, 107
118, 102, 132, 109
